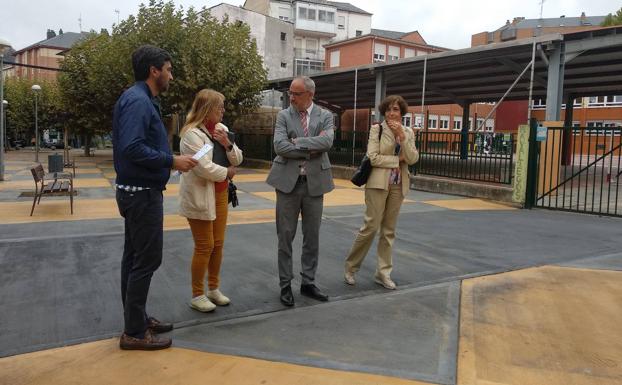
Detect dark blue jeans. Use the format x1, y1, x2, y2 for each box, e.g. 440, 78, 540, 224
116, 188, 164, 338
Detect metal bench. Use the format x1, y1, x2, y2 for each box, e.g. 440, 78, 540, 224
30, 164, 74, 216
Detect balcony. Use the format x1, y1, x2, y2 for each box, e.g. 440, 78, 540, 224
294, 48, 325, 61
294, 19, 336, 37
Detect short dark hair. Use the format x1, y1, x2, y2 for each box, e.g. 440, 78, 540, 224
378, 95, 408, 117
131, 45, 172, 81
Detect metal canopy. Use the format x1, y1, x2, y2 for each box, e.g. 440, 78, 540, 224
267, 26, 622, 112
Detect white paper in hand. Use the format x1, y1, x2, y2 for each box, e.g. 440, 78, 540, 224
172, 143, 213, 176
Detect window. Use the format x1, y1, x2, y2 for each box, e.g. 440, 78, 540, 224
374, 42, 386, 62
388, 46, 400, 61
330, 50, 340, 68
414, 114, 424, 128
532, 98, 546, 109
337, 16, 345, 29
402, 114, 412, 128
440, 115, 450, 129
317, 10, 334, 23
280, 62, 287, 68
280, 32, 286, 41
278, 7, 290, 21
298, 7, 307, 20
453, 116, 462, 130
485, 119, 494, 132
307, 8, 316, 20
588, 96, 605, 107
404, 48, 415, 58
609, 95, 622, 105
476, 118, 484, 131
306, 39, 318, 54
428, 114, 438, 129
356, 30, 362, 37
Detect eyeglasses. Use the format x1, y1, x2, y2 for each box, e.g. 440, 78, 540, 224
287, 90, 307, 97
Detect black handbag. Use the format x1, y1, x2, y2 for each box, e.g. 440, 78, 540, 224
228, 179, 239, 207
350, 126, 383, 187
204, 128, 239, 207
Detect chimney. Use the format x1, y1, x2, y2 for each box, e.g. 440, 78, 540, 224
506, 20, 510, 26
512, 17, 524, 25
46, 29, 57, 39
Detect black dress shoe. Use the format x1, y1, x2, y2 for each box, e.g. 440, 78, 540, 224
280, 285, 295, 307
300, 284, 328, 302
147, 316, 173, 334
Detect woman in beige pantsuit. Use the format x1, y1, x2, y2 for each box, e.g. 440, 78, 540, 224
344, 95, 419, 290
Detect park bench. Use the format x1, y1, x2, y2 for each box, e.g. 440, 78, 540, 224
29, 164, 74, 216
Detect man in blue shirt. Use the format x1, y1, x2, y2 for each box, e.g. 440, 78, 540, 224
113, 45, 197, 350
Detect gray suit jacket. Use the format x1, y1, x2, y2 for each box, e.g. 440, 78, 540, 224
266, 104, 335, 196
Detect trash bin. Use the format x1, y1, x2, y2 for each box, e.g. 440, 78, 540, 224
48, 153, 64, 173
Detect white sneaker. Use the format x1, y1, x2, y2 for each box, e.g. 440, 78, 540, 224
374, 275, 396, 290
190, 295, 216, 312
344, 271, 356, 285
207, 289, 230, 306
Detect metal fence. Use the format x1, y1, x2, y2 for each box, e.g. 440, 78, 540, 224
237, 130, 516, 186
536, 126, 622, 217
414, 131, 515, 184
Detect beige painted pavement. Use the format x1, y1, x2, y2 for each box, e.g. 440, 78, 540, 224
459, 266, 622, 385
0, 339, 432, 385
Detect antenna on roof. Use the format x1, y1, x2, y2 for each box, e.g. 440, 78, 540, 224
78, 13, 83, 32
539, 0, 545, 19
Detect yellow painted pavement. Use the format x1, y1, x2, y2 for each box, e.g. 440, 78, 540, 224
0, 178, 111, 191
424, 198, 515, 211
0, 338, 432, 385
459, 266, 622, 385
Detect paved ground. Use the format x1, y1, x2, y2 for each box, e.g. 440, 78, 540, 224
1, 149, 621, 385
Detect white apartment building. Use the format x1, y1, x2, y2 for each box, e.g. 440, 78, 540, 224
208, 3, 295, 80
243, 0, 371, 76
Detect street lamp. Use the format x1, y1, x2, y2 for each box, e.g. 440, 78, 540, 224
0, 36, 11, 181
31, 84, 41, 163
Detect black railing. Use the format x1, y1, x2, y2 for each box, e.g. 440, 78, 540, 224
536, 126, 622, 217
237, 130, 516, 186
414, 131, 515, 184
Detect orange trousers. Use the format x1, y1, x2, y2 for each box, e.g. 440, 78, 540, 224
188, 188, 229, 297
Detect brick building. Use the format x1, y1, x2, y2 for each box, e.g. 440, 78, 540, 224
472, 14, 621, 135
10, 30, 89, 81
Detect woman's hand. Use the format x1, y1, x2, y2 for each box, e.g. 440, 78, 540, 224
386, 120, 406, 142
212, 127, 232, 148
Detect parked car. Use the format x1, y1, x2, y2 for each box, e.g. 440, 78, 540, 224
43, 140, 64, 150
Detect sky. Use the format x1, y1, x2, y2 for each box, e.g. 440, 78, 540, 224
0, 0, 617, 51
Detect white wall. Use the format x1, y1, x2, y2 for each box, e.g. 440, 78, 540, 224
210, 3, 294, 80
334, 11, 371, 41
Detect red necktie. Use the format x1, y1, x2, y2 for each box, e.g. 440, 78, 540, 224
300, 110, 308, 137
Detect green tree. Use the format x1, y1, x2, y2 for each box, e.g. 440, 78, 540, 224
602, 7, 622, 26
4, 77, 63, 145
58, 0, 267, 151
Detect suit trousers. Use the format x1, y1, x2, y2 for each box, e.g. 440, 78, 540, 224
276, 178, 324, 289
187, 188, 229, 297
344, 184, 404, 279
116, 188, 164, 338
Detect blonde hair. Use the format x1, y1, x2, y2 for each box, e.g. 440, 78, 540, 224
181, 89, 225, 135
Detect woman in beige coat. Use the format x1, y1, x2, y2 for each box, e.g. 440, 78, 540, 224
179, 89, 243, 312
344, 95, 419, 290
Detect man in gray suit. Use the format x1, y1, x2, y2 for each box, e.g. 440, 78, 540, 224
266, 76, 335, 307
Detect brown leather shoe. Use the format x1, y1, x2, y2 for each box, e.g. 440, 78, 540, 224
119, 330, 172, 351
147, 316, 173, 334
